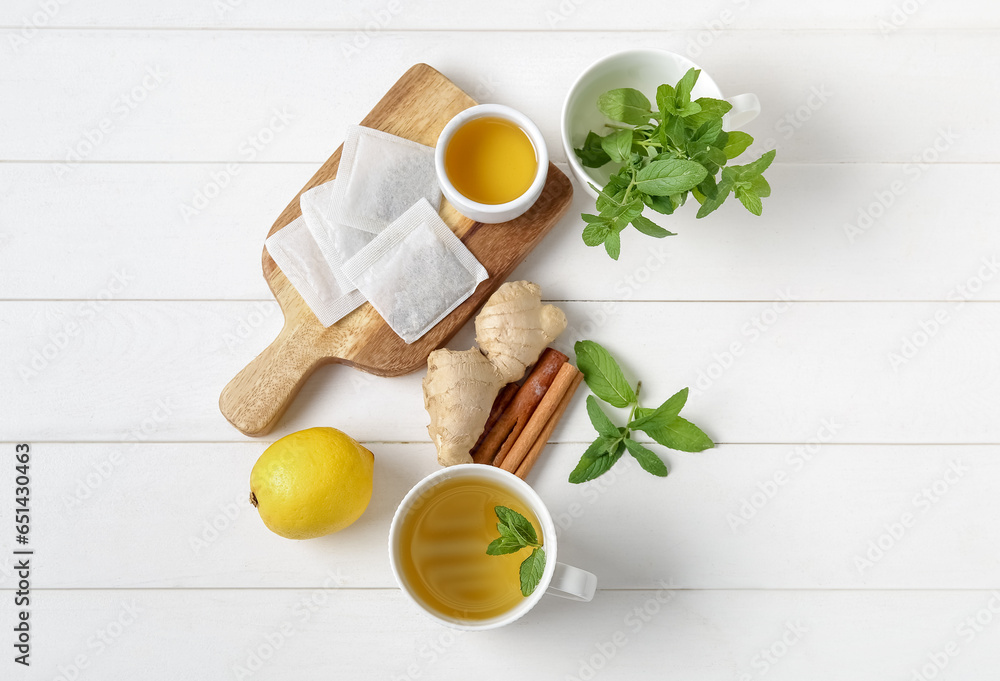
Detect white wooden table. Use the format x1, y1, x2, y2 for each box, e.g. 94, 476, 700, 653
3, 2, 1000, 678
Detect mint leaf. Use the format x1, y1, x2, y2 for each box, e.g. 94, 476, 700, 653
575, 131, 612, 168
569, 438, 626, 484
601, 128, 633, 164
586, 395, 620, 438
696, 177, 733, 219
674, 68, 700, 109
642, 416, 714, 452
598, 88, 652, 125
582, 218, 612, 247
635, 159, 707, 196
629, 387, 688, 430
750, 175, 771, 197
694, 97, 733, 116
519, 547, 546, 597
723, 131, 753, 159
692, 118, 722, 145
623, 438, 669, 477
735, 186, 763, 216
495, 506, 538, 545
643, 193, 676, 215
486, 537, 525, 555
574, 340, 636, 408
631, 215, 674, 238
655, 83, 676, 115
604, 229, 622, 260
661, 113, 686, 148
732, 149, 776, 179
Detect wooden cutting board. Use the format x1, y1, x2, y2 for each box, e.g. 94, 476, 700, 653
219, 63, 573, 437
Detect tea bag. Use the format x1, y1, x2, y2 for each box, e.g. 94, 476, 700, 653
299, 179, 377, 291
341, 198, 489, 344
265, 217, 365, 327
332, 125, 441, 233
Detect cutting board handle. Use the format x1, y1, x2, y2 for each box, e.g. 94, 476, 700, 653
219, 321, 326, 437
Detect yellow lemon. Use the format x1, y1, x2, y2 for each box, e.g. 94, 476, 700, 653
249, 427, 374, 539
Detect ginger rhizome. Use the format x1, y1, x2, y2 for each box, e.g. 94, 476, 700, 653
423, 281, 567, 466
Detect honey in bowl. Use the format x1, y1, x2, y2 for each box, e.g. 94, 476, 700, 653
443, 117, 538, 205
397, 474, 543, 621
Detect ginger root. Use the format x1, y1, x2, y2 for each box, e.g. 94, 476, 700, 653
423, 281, 567, 466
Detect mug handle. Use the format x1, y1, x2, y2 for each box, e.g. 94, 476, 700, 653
547, 562, 597, 602
726, 93, 760, 130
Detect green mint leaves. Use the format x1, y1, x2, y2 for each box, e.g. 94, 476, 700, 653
573, 68, 776, 260
570, 340, 714, 484
487, 506, 546, 597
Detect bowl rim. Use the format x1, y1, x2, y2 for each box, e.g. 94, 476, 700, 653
435, 103, 549, 216
560, 48, 723, 200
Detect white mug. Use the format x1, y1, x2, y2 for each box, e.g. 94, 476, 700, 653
561, 48, 761, 199
388, 464, 597, 630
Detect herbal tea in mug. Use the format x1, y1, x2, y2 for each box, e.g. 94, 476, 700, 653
396, 474, 543, 620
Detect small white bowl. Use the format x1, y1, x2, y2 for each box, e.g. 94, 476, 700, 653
561, 49, 760, 200
435, 104, 548, 224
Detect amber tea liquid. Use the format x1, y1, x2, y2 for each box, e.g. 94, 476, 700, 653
443, 116, 538, 205
398, 474, 543, 621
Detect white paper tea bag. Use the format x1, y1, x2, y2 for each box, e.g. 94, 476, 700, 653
299, 179, 376, 290
332, 125, 441, 233
341, 199, 489, 344
265, 217, 365, 327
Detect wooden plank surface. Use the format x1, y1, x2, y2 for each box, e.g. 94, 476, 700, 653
2, 162, 998, 302
4, 301, 998, 443
2, 4, 999, 679
0, 31, 993, 164
0, 443, 995, 590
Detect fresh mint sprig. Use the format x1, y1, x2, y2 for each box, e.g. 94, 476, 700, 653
574, 67, 776, 260
486, 506, 546, 597
570, 340, 714, 483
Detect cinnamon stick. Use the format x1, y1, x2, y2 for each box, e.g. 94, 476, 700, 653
469, 382, 518, 459
472, 348, 567, 465
515, 369, 583, 480
500, 363, 581, 474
